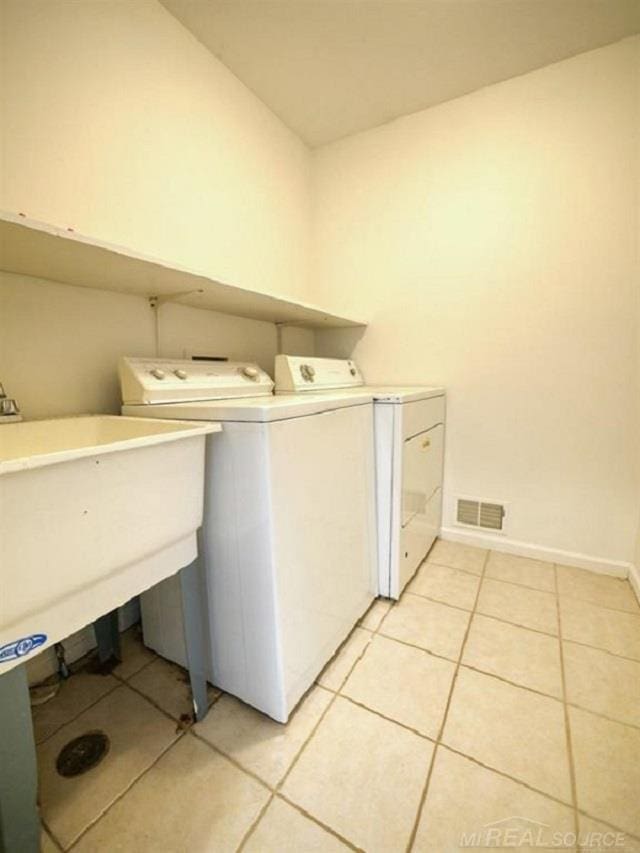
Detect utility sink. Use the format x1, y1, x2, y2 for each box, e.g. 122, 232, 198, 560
0, 415, 220, 672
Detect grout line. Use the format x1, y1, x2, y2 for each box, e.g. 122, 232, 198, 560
553, 563, 581, 846
565, 702, 640, 733
429, 555, 639, 618
457, 662, 563, 703
235, 793, 275, 852
376, 630, 459, 665
337, 692, 438, 743
315, 624, 373, 690
576, 808, 640, 844
236, 625, 376, 851
560, 636, 640, 665
421, 559, 484, 580
34, 679, 121, 747
436, 742, 575, 810
40, 818, 64, 852
331, 638, 640, 738
115, 672, 200, 729
403, 589, 475, 614
276, 793, 364, 852
405, 549, 490, 851
480, 573, 556, 600
457, 609, 559, 639
190, 729, 273, 793
112, 653, 157, 684
560, 596, 640, 617
67, 731, 186, 851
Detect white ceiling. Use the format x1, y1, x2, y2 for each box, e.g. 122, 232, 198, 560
160, 0, 640, 147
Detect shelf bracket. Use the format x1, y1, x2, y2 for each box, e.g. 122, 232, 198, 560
148, 289, 204, 309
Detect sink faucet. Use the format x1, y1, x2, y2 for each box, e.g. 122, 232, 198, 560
0, 383, 22, 423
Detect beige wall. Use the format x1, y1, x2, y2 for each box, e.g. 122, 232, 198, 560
0, 271, 290, 420
0, 0, 312, 303
313, 38, 640, 570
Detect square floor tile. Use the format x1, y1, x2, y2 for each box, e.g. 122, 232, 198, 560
563, 642, 640, 728
442, 668, 571, 801
359, 598, 392, 631
477, 578, 558, 635
112, 627, 157, 680
381, 594, 470, 659
570, 707, 640, 837
317, 627, 371, 691
195, 687, 332, 787
578, 814, 640, 853
245, 797, 350, 852
129, 657, 220, 722
32, 671, 118, 744
559, 598, 640, 660
486, 551, 555, 592
463, 614, 562, 698
557, 565, 639, 613
409, 562, 480, 610
413, 747, 575, 852
282, 696, 433, 852
73, 735, 269, 852
342, 634, 455, 738
427, 540, 487, 575
37, 686, 179, 848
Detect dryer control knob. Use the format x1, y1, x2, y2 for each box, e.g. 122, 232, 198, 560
174, 369, 188, 380
242, 366, 260, 380
150, 368, 166, 380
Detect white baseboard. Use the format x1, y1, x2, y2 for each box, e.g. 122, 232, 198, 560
440, 526, 631, 579
628, 564, 640, 604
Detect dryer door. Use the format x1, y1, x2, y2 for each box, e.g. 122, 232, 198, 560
399, 423, 444, 588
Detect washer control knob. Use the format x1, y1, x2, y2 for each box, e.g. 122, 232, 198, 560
150, 368, 166, 380
242, 366, 260, 380
299, 364, 315, 382
174, 369, 188, 380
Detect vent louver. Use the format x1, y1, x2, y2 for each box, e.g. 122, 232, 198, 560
456, 499, 505, 532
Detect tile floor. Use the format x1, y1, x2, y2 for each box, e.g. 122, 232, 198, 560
34, 542, 640, 852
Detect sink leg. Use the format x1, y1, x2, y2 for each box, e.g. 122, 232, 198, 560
179, 557, 209, 722
0, 665, 40, 853
93, 609, 121, 667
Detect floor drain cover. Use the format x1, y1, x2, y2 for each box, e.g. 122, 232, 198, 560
56, 731, 110, 778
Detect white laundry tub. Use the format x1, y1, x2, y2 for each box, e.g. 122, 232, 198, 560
0, 415, 220, 672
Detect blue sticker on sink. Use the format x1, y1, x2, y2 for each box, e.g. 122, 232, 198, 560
0, 634, 47, 664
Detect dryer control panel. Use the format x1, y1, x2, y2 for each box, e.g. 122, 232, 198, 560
275, 356, 364, 393
119, 357, 274, 404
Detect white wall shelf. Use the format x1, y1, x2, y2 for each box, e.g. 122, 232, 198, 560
0, 211, 365, 329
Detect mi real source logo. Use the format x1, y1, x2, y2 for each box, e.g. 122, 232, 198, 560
0, 634, 47, 665
459, 817, 627, 849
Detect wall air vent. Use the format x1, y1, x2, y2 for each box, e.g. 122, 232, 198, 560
456, 498, 506, 532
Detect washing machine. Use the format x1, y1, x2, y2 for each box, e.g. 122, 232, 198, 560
119, 356, 376, 722
275, 356, 445, 599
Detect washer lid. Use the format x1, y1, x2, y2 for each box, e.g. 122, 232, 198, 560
122, 389, 374, 423
369, 386, 445, 403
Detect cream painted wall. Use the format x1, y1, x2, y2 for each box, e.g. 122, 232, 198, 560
0, 0, 312, 302
313, 38, 640, 569
0, 271, 287, 420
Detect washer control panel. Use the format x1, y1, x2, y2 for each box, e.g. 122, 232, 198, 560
119, 357, 274, 404
274, 356, 364, 393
